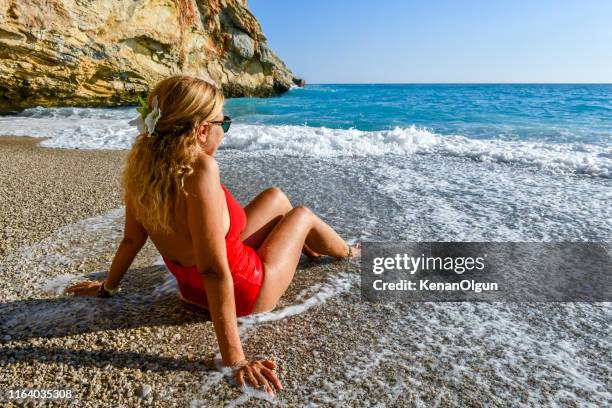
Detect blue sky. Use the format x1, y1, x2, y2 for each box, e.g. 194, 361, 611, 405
249, 0, 612, 84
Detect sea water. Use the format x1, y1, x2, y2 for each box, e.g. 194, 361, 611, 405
1, 84, 611, 405
0, 84, 610, 242
1, 84, 611, 178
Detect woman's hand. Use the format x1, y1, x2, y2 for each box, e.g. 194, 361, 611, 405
65, 280, 103, 296
233, 359, 282, 396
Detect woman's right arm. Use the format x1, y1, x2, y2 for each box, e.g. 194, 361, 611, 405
185, 155, 282, 395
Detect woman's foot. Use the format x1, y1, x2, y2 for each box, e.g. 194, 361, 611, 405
303, 242, 361, 264
337, 242, 361, 263
348, 242, 361, 260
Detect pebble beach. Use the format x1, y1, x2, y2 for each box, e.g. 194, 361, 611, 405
2, 0, 611, 405
1, 135, 610, 407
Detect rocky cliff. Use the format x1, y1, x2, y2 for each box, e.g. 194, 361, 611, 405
0, 0, 303, 112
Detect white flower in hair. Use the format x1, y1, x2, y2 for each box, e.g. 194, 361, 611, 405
144, 95, 162, 135
128, 94, 162, 136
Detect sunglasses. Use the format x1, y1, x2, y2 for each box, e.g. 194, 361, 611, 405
209, 115, 232, 133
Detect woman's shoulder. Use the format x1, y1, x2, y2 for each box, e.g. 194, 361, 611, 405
184, 153, 221, 192
193, 152, 219, 173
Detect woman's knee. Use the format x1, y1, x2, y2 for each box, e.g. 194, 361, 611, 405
264, 186, 292, 211
287, 205, 313, 220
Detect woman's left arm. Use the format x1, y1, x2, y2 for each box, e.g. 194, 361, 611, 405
66, 200, 148, 296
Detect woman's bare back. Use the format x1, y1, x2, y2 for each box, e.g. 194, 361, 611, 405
140, 183, 231, 267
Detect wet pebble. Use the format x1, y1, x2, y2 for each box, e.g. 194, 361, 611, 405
136, 384, 152, 398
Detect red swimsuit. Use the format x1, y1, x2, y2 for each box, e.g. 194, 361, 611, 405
162, 183, 265, 317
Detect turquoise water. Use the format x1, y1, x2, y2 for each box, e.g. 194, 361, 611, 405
226, 84, 612, 145
1, 83, 610, 239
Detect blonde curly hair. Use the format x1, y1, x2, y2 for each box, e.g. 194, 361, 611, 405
121, 75, 224, 234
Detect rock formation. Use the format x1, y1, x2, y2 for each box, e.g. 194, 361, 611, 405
0, 0, 303, 112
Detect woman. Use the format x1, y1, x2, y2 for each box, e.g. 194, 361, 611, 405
66, 75, 359, 396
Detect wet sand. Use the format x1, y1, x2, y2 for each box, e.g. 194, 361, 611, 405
1, 136, 610, 407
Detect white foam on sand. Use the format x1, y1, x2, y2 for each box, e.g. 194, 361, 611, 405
151, 256, 179, 300
1, 207, 125, 301
1, 106, 609, 177
237, 271, 356, 335
365, 154, 612, 242
1, 207, 129, 333
296, 301, 612, 407
40, 274, 83, 296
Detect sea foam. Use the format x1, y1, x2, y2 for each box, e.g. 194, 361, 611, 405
0, 107, 609, 178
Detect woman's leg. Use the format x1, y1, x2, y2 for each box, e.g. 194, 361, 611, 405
241, 187, 320, 259
251, 206, 350, 313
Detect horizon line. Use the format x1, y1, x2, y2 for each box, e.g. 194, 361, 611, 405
304, 82, 612, 85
